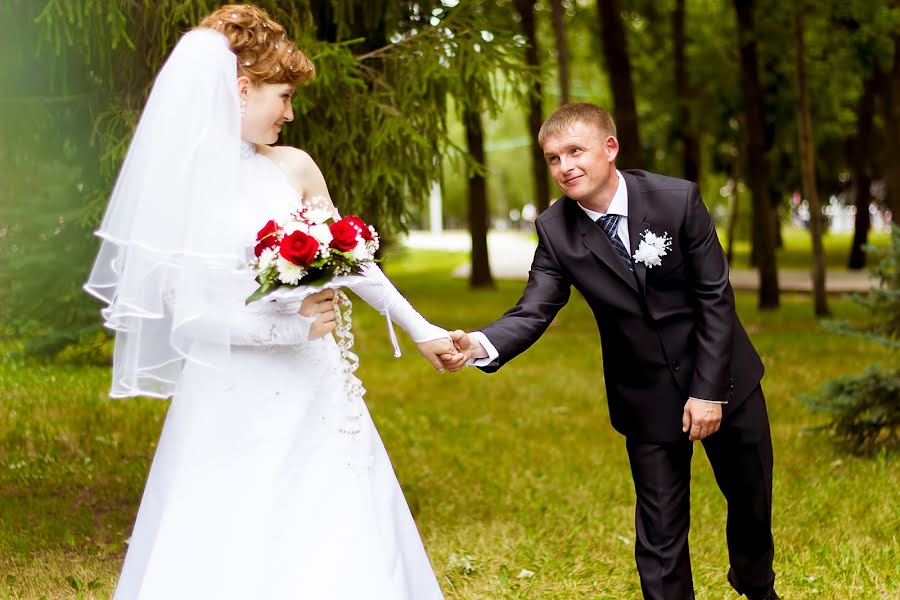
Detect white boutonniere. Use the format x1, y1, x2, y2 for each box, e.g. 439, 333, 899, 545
632, 229, 672, 268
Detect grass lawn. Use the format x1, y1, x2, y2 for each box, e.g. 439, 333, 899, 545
1, 248, 898, 599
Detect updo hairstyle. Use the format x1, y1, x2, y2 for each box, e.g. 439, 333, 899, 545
197, 4, 315, 86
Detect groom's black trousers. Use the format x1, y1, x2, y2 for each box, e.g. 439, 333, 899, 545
624, 386, 775, 600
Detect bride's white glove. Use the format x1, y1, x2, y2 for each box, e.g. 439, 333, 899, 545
352, 265, 445, 342
350, 264, 465, 372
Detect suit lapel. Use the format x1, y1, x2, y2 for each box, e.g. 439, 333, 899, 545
572, 197, 639, 293
623, 171, 649, 296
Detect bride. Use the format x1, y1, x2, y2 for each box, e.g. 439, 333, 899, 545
85, 5, 461, 598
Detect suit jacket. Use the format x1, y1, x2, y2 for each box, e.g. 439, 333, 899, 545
479, 170, 765, 442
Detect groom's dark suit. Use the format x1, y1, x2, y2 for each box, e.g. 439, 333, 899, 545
477, 170, 775, 599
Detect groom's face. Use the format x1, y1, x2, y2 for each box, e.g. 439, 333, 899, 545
543, 121, 619, 207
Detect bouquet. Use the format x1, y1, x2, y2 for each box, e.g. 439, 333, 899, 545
246, 199, 379, 305
245, 198, 381, 439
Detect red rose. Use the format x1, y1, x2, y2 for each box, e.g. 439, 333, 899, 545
254, 219, 281, 257
329, 218, 361, 252
343, 215, 374, 242
279, 230, 320, 267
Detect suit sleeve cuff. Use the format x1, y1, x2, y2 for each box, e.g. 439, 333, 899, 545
693, 397, 728, 405
467, 331, 499, 367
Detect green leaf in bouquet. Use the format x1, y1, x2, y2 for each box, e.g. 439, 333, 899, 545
329, 249, 353, 261
245, 281, 276, 305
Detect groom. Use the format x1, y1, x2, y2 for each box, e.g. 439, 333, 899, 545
446, 103, 778, 600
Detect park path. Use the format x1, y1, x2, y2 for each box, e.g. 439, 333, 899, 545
402, 230, 876, 293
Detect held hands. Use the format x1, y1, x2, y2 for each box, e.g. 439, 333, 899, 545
417, 338, 466, 373
299, 288, 467, 370
448, 330, 487, 364
682, 397, 722, 441
418, 329, 487, 373
430, 330, 488, 373
300, 289, 337, 341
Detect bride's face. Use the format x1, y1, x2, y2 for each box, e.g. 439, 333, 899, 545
240, 79, 295, 145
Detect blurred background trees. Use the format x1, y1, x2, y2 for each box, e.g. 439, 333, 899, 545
3, 0, 900, 346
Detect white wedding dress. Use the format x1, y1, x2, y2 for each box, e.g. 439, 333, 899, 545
113, 143, 444, 599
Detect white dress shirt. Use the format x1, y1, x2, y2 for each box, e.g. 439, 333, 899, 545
575, 169, 630, 250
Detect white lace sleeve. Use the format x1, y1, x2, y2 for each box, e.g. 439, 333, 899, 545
350, 265, 447, 343
165, 288, 313, 347
229, 299, 314, 346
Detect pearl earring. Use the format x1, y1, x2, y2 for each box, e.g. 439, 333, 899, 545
240, 99, 246, 118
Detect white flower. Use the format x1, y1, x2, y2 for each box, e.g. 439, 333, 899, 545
643, 231, 664, 246
351, 240, 371, 261
632, 229, 672, 268
307, 208, 332, 224
282, 219, 309, 235
303, 197, 333, 224
257, 246, 278, 270
276, 256, 306, 284
633, 245, 664, 268
307, 223, 333, 246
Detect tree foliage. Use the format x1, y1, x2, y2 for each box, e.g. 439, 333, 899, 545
4, 0, 900, 343
803, 366, 900, 455
826, 224, 900, 346
808, 225, 900, 454
1, 0, 527, 344
1, 0, 109, 343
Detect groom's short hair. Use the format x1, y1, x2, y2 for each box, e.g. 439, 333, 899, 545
538, 103, 617, 147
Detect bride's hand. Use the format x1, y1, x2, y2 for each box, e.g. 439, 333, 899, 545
301, 289, 337, 340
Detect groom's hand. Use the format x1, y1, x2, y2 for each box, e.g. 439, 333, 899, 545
448, 330, 488, 362
682, 397, 722, 441
417, 338, 466, 373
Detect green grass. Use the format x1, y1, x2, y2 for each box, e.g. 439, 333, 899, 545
1, 249, 898, 599
720, 227, 890, 271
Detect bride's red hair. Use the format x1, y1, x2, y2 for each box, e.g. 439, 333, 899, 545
197, 4, 314, 87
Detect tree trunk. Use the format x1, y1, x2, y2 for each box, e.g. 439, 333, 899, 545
551, 0, 571, 105
726, 154, 742, 265
309, 0, 387, 50
792, 11, 829, 316
309, 0, 338, 42
515, 0, 551, 214
465, 108, 494, 289
672, 0, 700, 184
759, 49, 784, 259
883, 35, 900, 217
597, 0, 643, 169
848, 71, 877, 270
734, 0, 779, 308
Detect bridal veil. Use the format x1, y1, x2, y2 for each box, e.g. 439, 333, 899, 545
85, 29, 247, 399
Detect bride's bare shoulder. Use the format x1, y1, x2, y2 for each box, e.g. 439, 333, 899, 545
259, 145, 319, 176
259, 145, 331, 199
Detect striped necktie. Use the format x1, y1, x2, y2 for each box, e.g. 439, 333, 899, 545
597, 214, 634, 272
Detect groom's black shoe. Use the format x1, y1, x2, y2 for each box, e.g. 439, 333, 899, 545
728, 568, 780, 600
